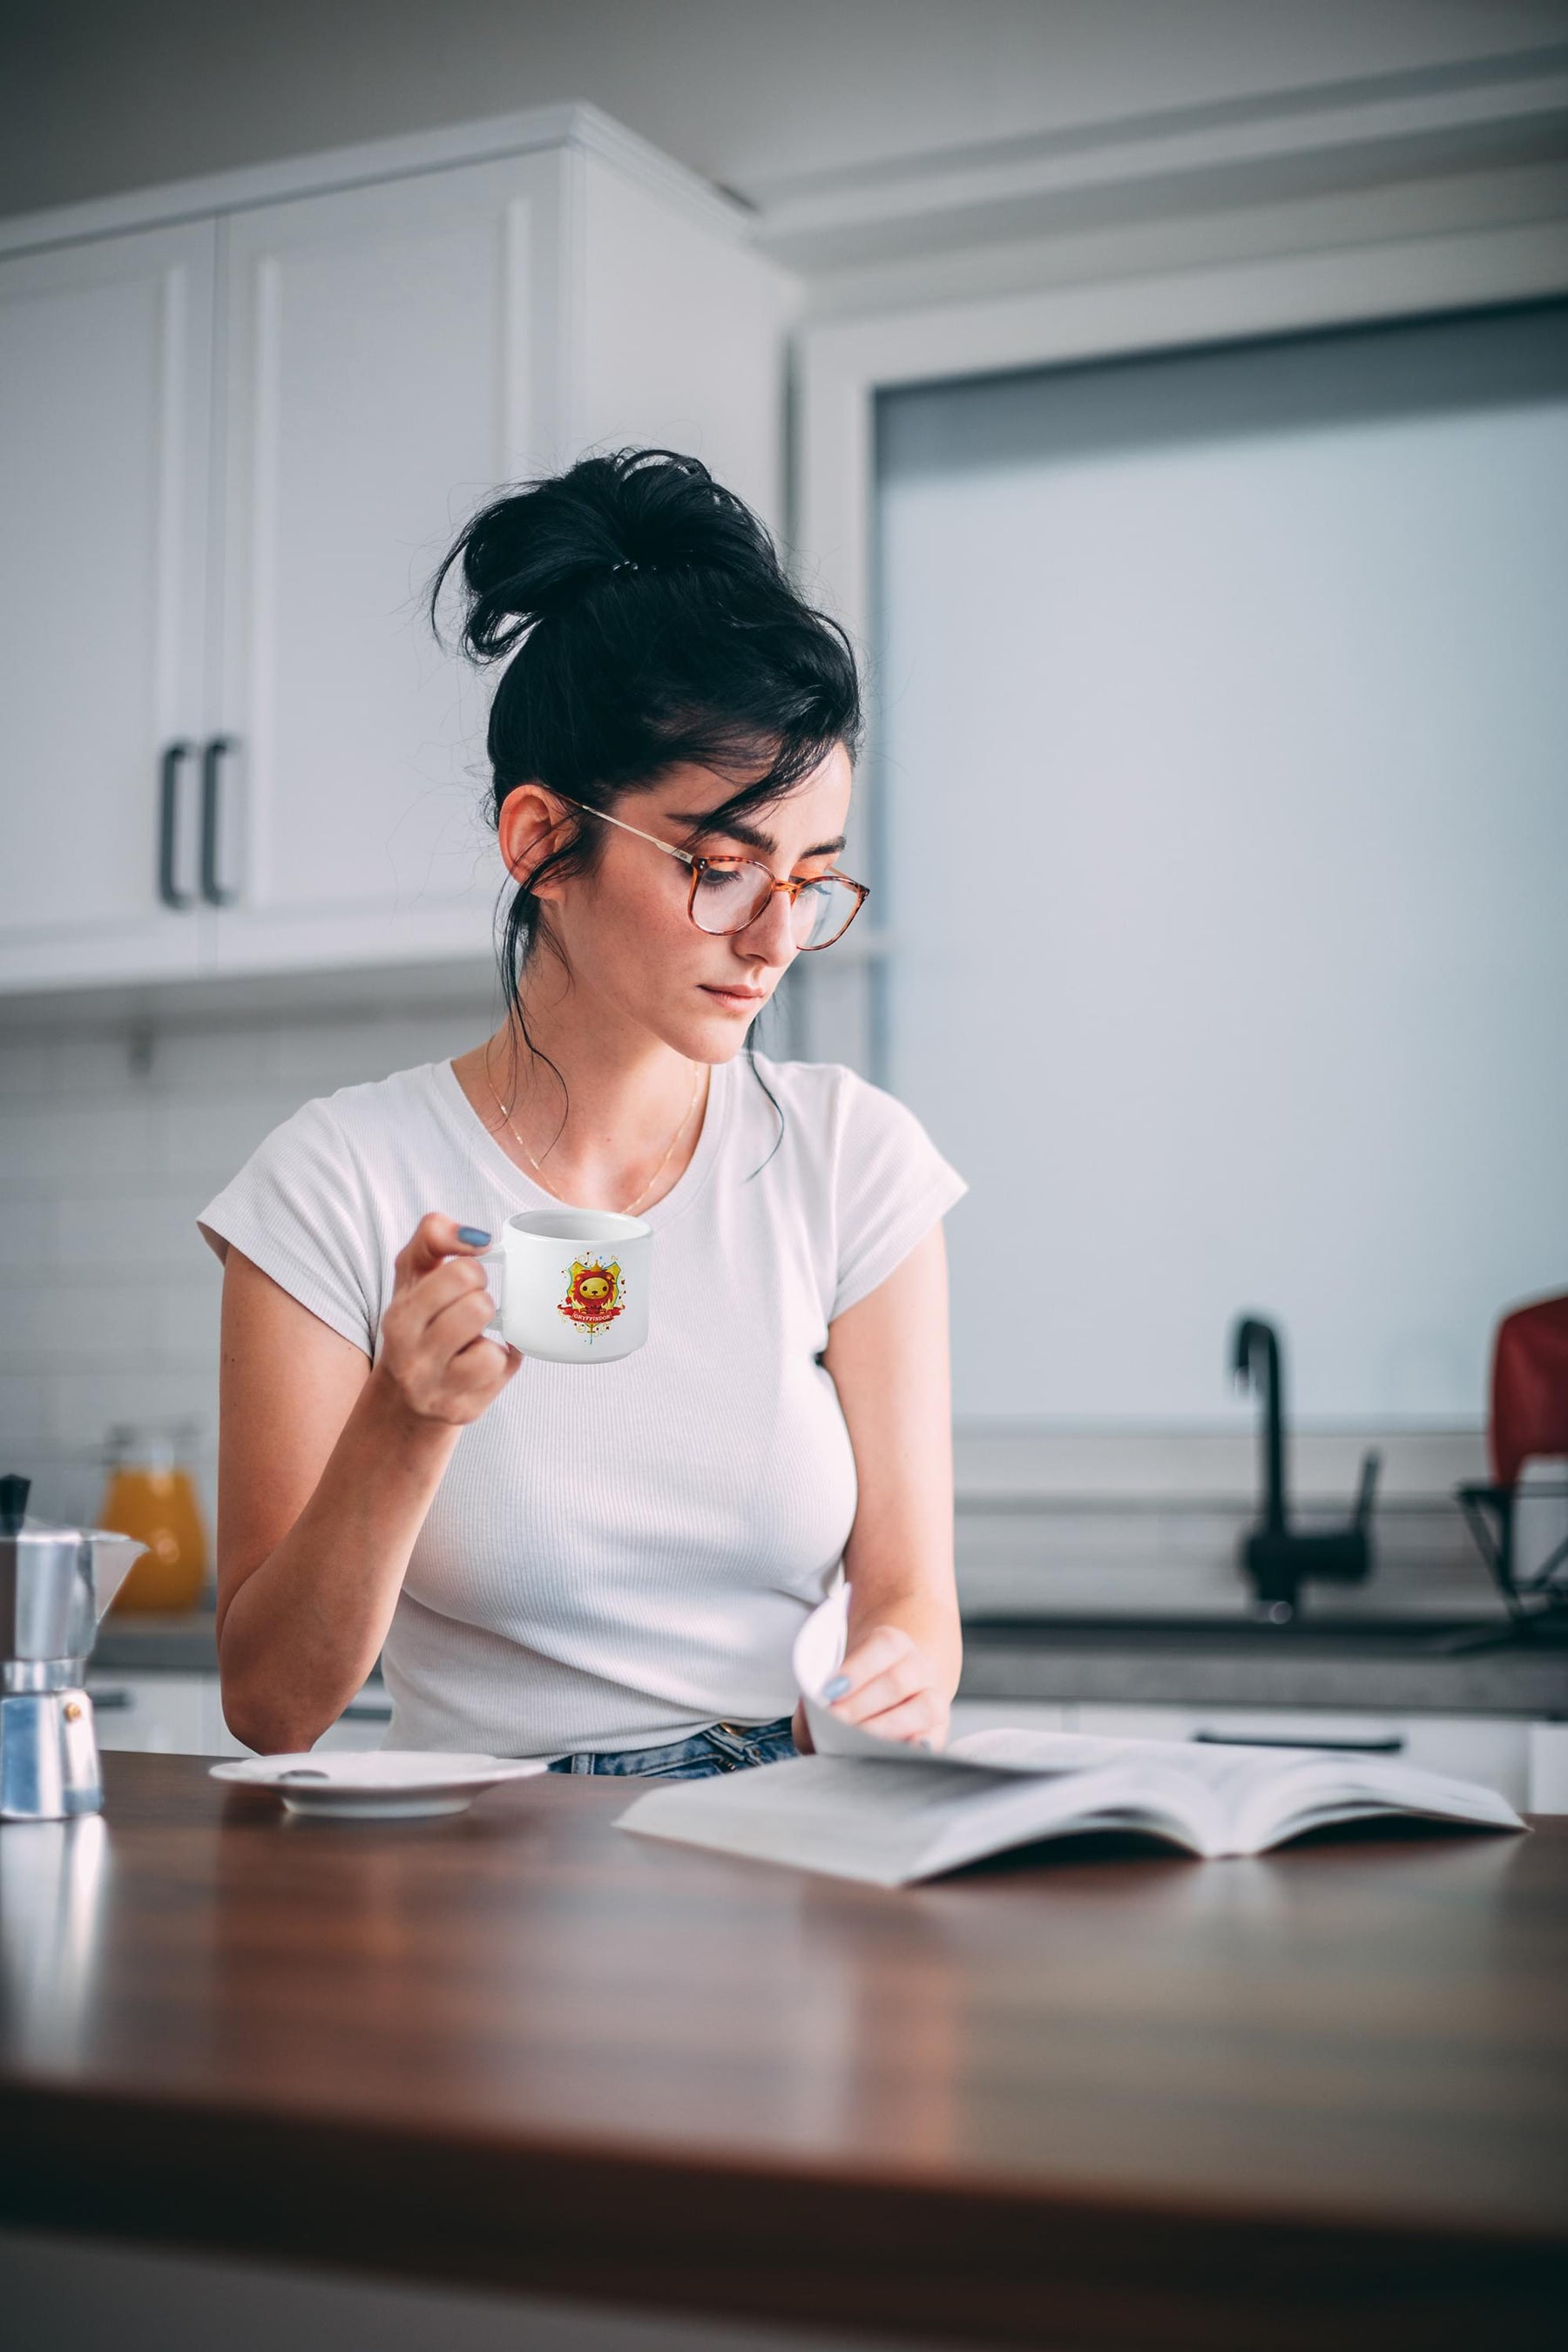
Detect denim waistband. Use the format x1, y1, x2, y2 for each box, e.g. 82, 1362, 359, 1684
546, 1713, 797, 1779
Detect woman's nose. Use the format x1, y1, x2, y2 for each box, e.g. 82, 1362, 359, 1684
740, 883, 797, 962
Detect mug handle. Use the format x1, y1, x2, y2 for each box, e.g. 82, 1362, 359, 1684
475, 1247, 507, 1342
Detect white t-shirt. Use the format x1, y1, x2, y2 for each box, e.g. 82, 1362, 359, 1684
198, 1051, 967, 1758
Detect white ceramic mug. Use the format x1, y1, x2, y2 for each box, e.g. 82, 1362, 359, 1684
481, 1209, 652, 1365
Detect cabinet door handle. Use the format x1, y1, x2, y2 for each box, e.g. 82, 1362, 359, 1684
84, 1685, 132, 1711
199, 734, 240, 906
1192, 1729, 1405, 1754
158, 740, 195, 909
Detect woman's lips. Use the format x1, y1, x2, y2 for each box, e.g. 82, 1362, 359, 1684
701, 984, 768, 1009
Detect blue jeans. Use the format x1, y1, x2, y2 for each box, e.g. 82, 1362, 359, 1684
547, 1713, 798, 1780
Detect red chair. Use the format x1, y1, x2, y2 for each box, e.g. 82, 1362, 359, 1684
1456, 1293, 1568, 1630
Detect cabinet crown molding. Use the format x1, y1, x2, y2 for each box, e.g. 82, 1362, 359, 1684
743, 44, 1568, 273
0, 99, 754, 260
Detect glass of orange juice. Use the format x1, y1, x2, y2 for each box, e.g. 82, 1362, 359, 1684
98, 1422, 209, 1614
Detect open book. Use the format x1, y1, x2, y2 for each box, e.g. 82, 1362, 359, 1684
617, 1588, 1525, 1886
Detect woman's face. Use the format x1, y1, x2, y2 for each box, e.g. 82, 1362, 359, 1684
506, 742, 855, 1061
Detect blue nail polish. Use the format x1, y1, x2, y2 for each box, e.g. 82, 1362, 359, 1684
457, 1226, 491, 1247
822, 1674, 851, 1700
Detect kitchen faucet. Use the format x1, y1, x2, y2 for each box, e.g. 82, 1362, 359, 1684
1230, 1316, 1380, 1619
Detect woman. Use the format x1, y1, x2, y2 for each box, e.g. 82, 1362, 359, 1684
199, 449, 967, 1777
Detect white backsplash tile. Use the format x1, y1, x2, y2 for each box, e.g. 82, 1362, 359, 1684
157, 1091, 318, 1184
0, 1197, 52, 1269
274, 1010, 480, 1088
0, 1098, 162, 1190
0, 1372, 49, 1462
150, 1024, 285, 1092
51, 1191, 214, 1271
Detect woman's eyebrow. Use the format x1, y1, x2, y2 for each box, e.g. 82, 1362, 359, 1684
666, 811, 847, 859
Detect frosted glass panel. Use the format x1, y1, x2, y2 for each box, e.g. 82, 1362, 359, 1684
876, 306, 1568, 1427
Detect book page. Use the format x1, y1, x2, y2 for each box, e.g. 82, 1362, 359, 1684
1236, 1756, 1525, 1853
618, 1754, 1210, 1885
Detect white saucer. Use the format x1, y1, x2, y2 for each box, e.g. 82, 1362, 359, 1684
209, 1750, 549, 1820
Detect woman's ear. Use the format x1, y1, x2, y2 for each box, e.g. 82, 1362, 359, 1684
497, 782, 572, 896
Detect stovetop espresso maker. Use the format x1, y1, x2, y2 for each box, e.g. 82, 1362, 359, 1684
0, 1473, 145, 1821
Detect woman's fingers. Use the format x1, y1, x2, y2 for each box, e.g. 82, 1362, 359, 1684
383, 1325, 518, 1423
418, 1270, 497, 1351
376, 1214, 516, 1426
828, 1623, 910, 1693
386, 1254, 491, 1347
440, 1335, 522, 1402
401, 1287, 505, 1382
822, 1623, 949, 1746
850, 1692, 947, 1748
392, 1213, 490, 1293
827, 1627, 924, 1725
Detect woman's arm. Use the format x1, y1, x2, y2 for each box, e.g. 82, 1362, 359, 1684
804, 1221, 961, 1749
215, 1214, 517, 1754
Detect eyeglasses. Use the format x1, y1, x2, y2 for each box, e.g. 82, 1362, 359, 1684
553, 794, 869, 950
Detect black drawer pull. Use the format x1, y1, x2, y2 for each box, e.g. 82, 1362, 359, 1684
158, 740, 194, 909
1193, 1729, 1405, 1754
200, 734, 239, 906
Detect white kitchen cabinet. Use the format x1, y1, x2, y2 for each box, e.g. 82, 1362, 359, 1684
0, 110, 786, 1001
90, 1673, 227, 1756
312, 1692, 395, 1754
90, 1672, 389, 1757
1530, 1721, 1568, 1810
206, 152, 559, 977
0, 221, 215, 990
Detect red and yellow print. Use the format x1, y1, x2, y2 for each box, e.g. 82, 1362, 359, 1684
558, 1256, 625, 1334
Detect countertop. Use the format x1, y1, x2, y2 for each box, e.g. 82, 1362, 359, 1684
2, 1754, 1565, 2349
92, 1602, 220, 1673
959, 1615, 1568, 1716
92, 1602, 1568, 1717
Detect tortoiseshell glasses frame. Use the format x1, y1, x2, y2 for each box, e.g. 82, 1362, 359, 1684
551, 793, 869, 950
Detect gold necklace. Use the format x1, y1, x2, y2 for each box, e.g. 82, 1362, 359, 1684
486, 1058, 706, 1217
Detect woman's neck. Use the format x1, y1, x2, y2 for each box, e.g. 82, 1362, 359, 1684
450, 987, 712, 1214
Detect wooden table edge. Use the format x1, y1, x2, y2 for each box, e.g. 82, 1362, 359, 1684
4, 2076, 1565, 2352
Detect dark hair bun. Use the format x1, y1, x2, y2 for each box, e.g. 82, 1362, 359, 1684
430, 444, 862, 1114
438, 447, 789, 659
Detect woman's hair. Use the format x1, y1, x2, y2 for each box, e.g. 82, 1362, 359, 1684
430, 449, 862, 1159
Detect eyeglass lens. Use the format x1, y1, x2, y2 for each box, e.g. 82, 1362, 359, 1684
691, 863, 858, 947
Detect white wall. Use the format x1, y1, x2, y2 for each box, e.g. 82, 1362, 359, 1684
877, 301, 1568, 1428
3, 0, 1564, 220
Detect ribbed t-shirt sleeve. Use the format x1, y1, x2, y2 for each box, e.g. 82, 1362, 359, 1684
830, 1069, 969, 1321
196, 1098, 377, 1356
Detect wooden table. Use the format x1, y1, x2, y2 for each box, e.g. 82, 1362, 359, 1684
2, 1754, 1565, 2350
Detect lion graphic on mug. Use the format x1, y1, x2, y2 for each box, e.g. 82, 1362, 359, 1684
558, 1256, 625, 1334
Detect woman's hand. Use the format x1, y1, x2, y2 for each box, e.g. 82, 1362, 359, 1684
793, 1622, 951, 1754
371, 1214, 520, 1428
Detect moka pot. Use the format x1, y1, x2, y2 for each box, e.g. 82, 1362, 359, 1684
0, 1474, 146, 1821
